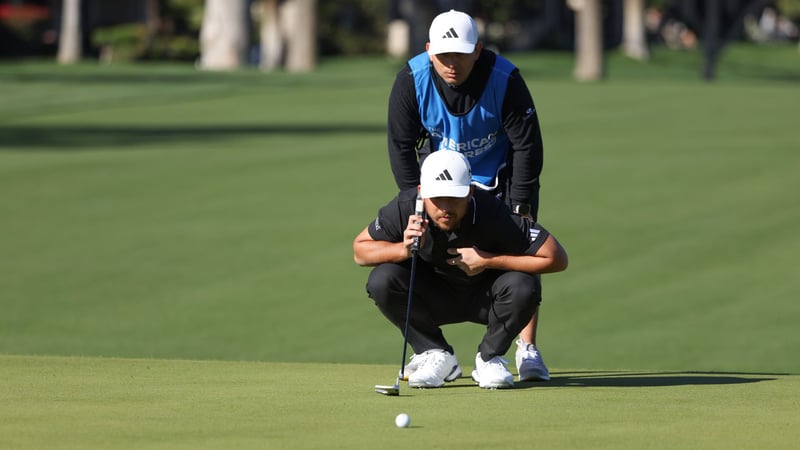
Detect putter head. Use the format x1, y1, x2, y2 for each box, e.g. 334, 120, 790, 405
374, 384, 400, 396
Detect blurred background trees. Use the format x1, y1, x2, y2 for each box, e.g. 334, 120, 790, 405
1, 0, 798, 80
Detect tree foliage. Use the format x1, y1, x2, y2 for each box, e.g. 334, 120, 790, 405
777, 0, 800, 17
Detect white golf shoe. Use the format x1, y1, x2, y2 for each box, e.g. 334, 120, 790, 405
401, 351, 462, 381
407, 349, 462, 388
399, 352, 426, 380
472, 353, 514, 389
515, 338, 551, 382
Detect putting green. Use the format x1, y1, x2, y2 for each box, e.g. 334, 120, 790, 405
2, 355, 797, 449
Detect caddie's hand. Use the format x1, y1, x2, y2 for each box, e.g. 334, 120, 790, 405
403, 214, 426, 256
512, 204, 533, 220
446, 247, 486, 276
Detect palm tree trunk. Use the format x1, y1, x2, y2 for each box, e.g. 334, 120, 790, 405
570, 0, 604, 81
57, 0, 82, 64
259, 0, 283, 71
199, 0, 249, 70
283, 0, 317, 72
623, 0, 649, 60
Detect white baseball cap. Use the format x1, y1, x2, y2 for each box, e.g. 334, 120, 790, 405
427, 10, 478, 56
420, 150, 473, 198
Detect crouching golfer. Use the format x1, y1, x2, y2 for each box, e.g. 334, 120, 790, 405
353, 150, 568, 389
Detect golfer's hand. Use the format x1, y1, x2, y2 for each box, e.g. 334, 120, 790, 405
403, 214, 426, 256
446, 247, 486, 276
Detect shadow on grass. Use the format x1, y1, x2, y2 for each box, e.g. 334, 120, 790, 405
516, 371, 780, 389
387, 371, 781, 393
0, 124, 386, 150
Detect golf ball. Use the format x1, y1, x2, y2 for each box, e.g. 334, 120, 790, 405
395, 413, 410, 428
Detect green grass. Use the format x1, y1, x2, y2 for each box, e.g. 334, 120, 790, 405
1, 43, 799, 448
2, 355, 798, 450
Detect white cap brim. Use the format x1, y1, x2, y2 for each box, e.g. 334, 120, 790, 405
427, 41, 476, 56
420, 184, 471, 199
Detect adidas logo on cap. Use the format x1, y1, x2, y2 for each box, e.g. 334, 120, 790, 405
442, 28, 459, 39
435, 169, 453, 181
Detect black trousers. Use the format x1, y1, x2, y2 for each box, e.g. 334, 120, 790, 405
366, 261, 541, 360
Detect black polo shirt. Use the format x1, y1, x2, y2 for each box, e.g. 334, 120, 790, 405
367, 188, 550, 285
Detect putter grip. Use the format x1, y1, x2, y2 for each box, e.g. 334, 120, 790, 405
411, 195, 423, 252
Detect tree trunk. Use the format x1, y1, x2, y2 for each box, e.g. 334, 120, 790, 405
259, 0, 283, 71
623, 0, 649, 60
386, 19, 410, 59
702, 0, 721, 81
139, 0, 160, 58
386, 0, 411, 58
57, 0, 82, 64
199, 0, 249, 71
145, 0, 159, 38
282, 0, 317, 72
570, 0, 604, 81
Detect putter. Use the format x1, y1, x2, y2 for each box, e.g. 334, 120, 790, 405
374, 382, 400, 396
375, 194, 424, 396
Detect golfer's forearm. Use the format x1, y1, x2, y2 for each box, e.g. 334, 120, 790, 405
483, 241, 568, 274
481, 254, 558, 274
485, 235, 568, 274
353, 242, 409, 266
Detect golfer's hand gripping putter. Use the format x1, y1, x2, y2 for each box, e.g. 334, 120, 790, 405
412, 193, 424, 253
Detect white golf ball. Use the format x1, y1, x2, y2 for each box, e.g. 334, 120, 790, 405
395, 413, 410, 428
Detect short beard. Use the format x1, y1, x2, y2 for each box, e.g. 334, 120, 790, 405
432, 217, 460, 232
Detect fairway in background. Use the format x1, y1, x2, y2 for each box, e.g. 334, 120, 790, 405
1, 45, 799, 374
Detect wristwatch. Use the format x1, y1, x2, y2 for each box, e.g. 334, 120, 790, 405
512, 203, 531, 216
